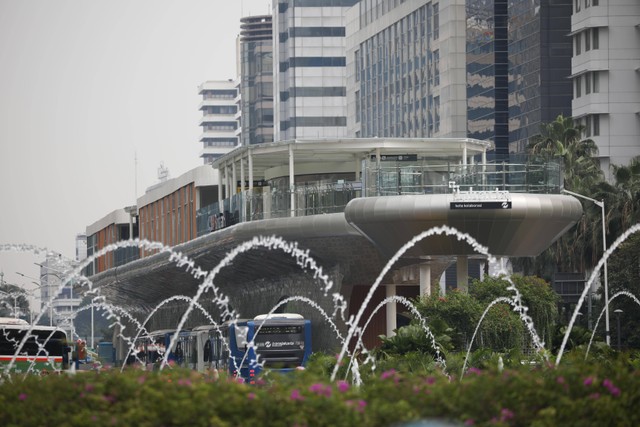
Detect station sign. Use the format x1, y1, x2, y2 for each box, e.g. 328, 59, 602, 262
450, 201, 512, 210
370, 154, 418, 161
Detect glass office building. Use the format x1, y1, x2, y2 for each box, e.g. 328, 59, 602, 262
274, 0, 360, 141
347, 0, 573, 157
240, 15, 274, 146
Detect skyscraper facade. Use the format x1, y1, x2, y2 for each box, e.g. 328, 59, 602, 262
274, 0, 360, 142
571, 0, 640, 178
240, 15, 274, 146
346, 0, 573, 157
198, 80, 240, 164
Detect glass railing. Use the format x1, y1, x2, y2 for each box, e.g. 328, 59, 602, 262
196, 158, 563, 233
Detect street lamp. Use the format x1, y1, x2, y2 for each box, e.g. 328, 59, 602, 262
0, 289, 19, 318
614, 309, 623, 351
562, 188, 610, 346
17, 271, 54, 326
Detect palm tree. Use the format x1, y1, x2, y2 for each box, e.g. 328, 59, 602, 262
523, 115, 605, 276
528, 115, 602, 192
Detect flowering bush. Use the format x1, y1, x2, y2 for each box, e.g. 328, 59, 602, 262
0, 351, 638, 426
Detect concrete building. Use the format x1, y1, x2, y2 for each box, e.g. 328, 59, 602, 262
274, 0, 360, 141
91, 138, 582, 351
240, 15, 274, 146
137, 165, 220, 256
345, 0, 574, 157
86, 208, 138, 276
570, 0, 640, 179
198, 80, 240, 164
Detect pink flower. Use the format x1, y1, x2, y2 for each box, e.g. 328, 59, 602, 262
18, 393, 27, 401
247, 392, 256, 401
380, 369, 396, 380
309, 383, 332, 397
500, 408, 514, 422
602, 379, 621, 397
137, 376, 146, 385
290, 389, 304, 401
589, 393, 600, 400
583, 377, 594, 386
336, 380, 349, 393
425, 376, 436, 385
556, 376, 565, 384
357, 400, 367, 413
464, 419, 475, 426
467, 367, 482, 375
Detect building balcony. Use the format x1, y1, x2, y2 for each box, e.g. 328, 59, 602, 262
196, 157, 563, 237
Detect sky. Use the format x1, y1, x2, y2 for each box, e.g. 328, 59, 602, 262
0, 0, 271, 309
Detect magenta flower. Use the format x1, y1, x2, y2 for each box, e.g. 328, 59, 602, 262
425, 376, 436, 385
357, 400, 367, 413
380, 369, 397, 380
556, 376, 565, 384
336, 380, 349, 393
85, 383, 95, 392
309, 383, 332, 397
602, 379, 621, 397
290, 389, 305, 401
583, 376, 594, 386
247, 392, 256, 401
464, 419, 475, 426
467, 367, 482, 375
137, 376, 146, 385
18, 393, 27, 401
500, 408, 515, 422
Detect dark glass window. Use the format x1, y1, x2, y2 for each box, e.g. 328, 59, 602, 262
289, 57, 346, 67
290, 27, 345, 37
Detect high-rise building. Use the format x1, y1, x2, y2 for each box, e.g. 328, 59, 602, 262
274, 0, 360, 142
240, 15, 274, 146
346, 0, 573, 157
198, 80, 240, 164
570, 0, 640, 179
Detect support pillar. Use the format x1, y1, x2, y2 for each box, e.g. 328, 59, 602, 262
386, 284, 397, 337
457, 255, 469, 292
419, 263, 431, 297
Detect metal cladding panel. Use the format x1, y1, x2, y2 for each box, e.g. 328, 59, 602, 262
344, 194, 583, 257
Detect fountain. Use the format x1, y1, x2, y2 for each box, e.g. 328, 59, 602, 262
2, 222, 640, 384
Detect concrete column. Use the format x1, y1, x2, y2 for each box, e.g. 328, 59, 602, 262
240, 156, 246, 222
386, 284, 397, 337
248, 149, 254, 221
217, 168, 223, 207
457, 255, 469, 292
419, 263, 431, 297
289, 143, 295, 217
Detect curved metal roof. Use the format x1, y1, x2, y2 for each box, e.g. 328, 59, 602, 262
344, 193, 583, 258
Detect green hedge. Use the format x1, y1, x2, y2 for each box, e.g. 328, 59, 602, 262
0, 353, 638, 426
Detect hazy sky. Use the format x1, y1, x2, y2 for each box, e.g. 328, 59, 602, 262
0, 0, 270, 305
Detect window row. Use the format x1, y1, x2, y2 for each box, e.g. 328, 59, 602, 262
576, 114, 600, 137
574, 71, 599, 98
574, 27, 599, 56
575, 0, 599, 13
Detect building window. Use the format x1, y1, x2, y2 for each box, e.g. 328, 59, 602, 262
592, 71, 599, 93
433, 3, 439, 40
575, 0, 581, 12
592, 27, 599, 50
585, 73, 591, 94
575, 33, 581, 56
593, 114, 600, 136
585, 30, 591, 51
585, 115, 592, 137
434, 49, 440, 86
575, 75, 582, 98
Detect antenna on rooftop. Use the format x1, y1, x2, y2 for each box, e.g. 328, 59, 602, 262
158, 162, 170, 182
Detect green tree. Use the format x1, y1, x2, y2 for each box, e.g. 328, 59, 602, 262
603, 232, 640, 349
0, 284, 31, 320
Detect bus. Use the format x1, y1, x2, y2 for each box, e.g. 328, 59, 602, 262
196, 313, 312, 381
0, 317, 69, 375
125, 313, 312, 381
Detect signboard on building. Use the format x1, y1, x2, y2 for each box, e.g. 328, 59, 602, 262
370, 154, 418, 161
450, 201, 512, 210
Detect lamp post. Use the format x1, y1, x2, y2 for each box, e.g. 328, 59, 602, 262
614, 309, 623, 351
562, 189, 610, 346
